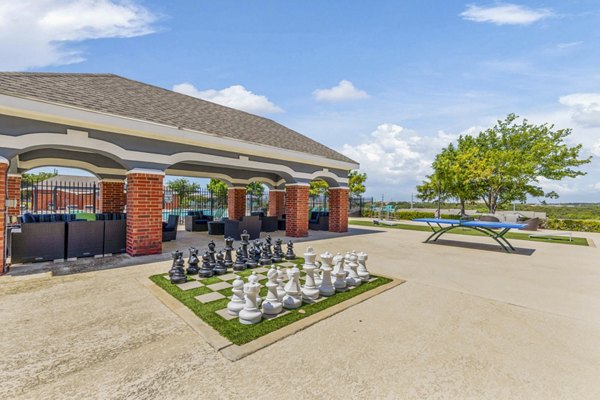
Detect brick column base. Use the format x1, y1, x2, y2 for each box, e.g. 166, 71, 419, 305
126, 171, 164, 256
7, 174, 21, 218
99, 180, 126, 213
268, 190, 285, 218
329, 188, 349, 232
285, 185, 309, 237
1, 162, 8, 274
227, 187, 246, 220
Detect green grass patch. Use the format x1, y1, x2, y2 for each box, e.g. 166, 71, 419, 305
349, 219, 588, 246
150, 269, 392, 345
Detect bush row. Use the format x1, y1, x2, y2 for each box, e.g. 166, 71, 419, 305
544, 218, 600, 233
360, 210, 459, 220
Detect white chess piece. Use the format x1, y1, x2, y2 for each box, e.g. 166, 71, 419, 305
345, 252, 362, 287
357, 251, 370, 282
283, 266, 302, 309
319, 251, 335, 296
276, 266, 286, 302
332, 253, 348, 292
313, 260, 322, 287
239, 272, 262, 324
262, 267, 283, 315
227, 275, 245, 316
343, 252, 352, 275
301, 247, 320, 303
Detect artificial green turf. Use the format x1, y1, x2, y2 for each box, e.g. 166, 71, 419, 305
349, 219, 589, 246
150, 268, 392, 345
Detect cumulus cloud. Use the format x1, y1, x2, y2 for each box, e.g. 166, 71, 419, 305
313, 80, 369, 102
340, 124, 457, 194
460, 3, 552, 25
0, 0, 157, 70
559, 93, 600, 128
173, 83, 283, 114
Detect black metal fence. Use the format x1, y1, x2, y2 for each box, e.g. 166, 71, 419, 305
163, 186, 228, 223
246, 193, 269, 215
309, 195, 329, 211
20, 179, 98, 215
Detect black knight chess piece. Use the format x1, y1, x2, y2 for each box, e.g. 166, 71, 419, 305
187, 247, 200, 275
253, 240, 262, 263
214, 251, 227, 275
285, 241, 296, 260
224, 237, 234, 269
265, 236, 274, 258
199, 251, 214, 278
233, 248, 247, 271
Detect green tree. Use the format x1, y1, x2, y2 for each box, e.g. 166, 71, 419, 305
348, 170, 367, 196
309, 180, 329, 196
21, 169, 58, 184
206, 178, 228, 195
246, 182, 265, 197
167, 178, 200, 208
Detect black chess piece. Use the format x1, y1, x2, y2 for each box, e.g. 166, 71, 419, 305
260, 245, 272, 266
253, 240, 262, 263
233, 248, 246, 271
187, 247, 200, 275
246, 247, 258, 268
214, 251, 227, 275
265, 236, 273, 258
272, 239, 283, 263
169, 250, 187, 283
224, 237, 234, 269
175, 250, 185, 269
199, 251, 214, 278
207, 240, 217, 269
285, 241, 296, 260
240, 230, 250, 260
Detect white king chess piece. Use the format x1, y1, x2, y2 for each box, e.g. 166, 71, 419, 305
345, 251, 362, 287
239, 272, 262, 324
319, 251, 335, 296
301, 247, 320, 302
357, 251, 370, 282
332, 252, 348, 292
262, 267, 283, 315
283, 266, 303, 309
227, 275, 245, 316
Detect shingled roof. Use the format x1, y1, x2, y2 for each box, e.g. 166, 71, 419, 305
0, 72, 356, 165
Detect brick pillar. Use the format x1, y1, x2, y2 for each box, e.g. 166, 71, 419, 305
1, 159, 8, 274
228, 187, 246, 220
126, 170, 164, 256
99, 180, 126, 213
7, 174, 21, 218
285, 184, 309, 237
329, 187, 349, 233
268, 190, 285, 218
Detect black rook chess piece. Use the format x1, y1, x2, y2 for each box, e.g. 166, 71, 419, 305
187, 247, 200, 275
199, 252, 214, 278
214, 251, 227, 275
285, 241, 296, 260
224, 237, 234, 269
233, 248, 247, 271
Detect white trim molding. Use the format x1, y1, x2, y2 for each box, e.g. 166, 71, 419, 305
7, 173, 22, 177
0, 156, 8, 164
328, 187, 350, 190
99, 178, 125, 183
285, 183, 310, 187
126, 168, 165, 176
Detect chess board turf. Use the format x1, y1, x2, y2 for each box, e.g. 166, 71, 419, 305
150, 258, 392, 345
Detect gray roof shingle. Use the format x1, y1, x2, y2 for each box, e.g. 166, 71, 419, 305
0, 72, 356, 165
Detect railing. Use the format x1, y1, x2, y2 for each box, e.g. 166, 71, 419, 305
309, 195, 329, 211
20, 179, 98, 215
246, 193, 269, 215
163, 186, 228, 223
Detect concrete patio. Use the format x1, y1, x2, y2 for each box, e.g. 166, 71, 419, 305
1, 225, 599, 399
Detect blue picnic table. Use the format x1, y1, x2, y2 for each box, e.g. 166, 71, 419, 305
412, 218, 527, 253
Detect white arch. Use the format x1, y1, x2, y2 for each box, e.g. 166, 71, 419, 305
18, 158, 126, 178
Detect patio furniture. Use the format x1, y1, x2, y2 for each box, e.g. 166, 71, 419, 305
477, 215, 500, 222
208, 221, 225, 235
67, 220, 105, 258
223, 215, 261, 240
162, 215, 179, 242
11, 221, 66, 263
412, 218, 527, 253
104, 218, 127, 254
184, 211, 213, 232
278, 214, 286, 230
309, 211, 329, 231
251, 211, 278, 232
520, 217, 540, 231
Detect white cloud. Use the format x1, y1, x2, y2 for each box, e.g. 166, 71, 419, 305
0, 0, 156, 70
313, 80, 369, 102
340, 124, 456, 195
559, 93, 600, 128
460, 4, 552, 25
173, 83, 283, 114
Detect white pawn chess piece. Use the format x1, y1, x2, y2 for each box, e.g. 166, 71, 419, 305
276, 267, 286, 301
262, 267, 283, 315
239, 272, 262, 324
332, 253, 347, 292
345, 252, 362, 287
301, 247, 320, 303
283, 266, 302, 309
227, 275, 245, 316
343, 252, 352, 275
319, 251, 335, 296
357, 251, 370, 282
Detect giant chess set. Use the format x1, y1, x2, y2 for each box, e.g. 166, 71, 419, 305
165, 230, 373, 325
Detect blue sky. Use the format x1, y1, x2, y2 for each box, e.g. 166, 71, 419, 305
2, 1, 600, 201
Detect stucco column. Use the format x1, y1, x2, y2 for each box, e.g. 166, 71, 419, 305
228, 187, 246, 220
268, 190, 285, 218
7, 173, 21, 218
126, 169, 164, 256
1, 158, 8, 274
329, 187, 349, 233
99, 179, 126, 213
285, 184, 309, 237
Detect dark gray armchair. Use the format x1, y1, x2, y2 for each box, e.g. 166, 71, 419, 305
67, 220, 105, 258
162, 215, 179, 242
11, 221, 66, 263
223, 215, 261, 240
309, 212, 329, 231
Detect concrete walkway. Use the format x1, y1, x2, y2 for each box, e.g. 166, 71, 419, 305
1, 226, 599, 399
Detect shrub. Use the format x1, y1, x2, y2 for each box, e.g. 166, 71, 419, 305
544, 218, 600, 233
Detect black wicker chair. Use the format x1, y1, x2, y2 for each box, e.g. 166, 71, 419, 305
66, 220, 105, 258
309, 212, 329, 231
223, 216, 261, 240
184, 211, 213, 232
11, 221, 66, 263
162, 215, 179, 242
104, 218, 127, 254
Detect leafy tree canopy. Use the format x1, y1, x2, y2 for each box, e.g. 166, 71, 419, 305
246, 182, 265, 197
417, 114, 591, 214
167, 178, 200, 194
309, 179, 329, 196
21, 169, 58, 184
207, 178, 228, 195
348, 170, 367, 196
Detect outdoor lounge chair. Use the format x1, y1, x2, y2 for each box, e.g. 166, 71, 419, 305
104, 218, 127, 254
162, 215, 179, 242
184, 211, 213, 232
278, 214, 286, 230
67, 220, 105, 258
11, 221, 66, 263
309, 211, 329, 231
251, 211, 278, 232
223, 215, 261, 240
